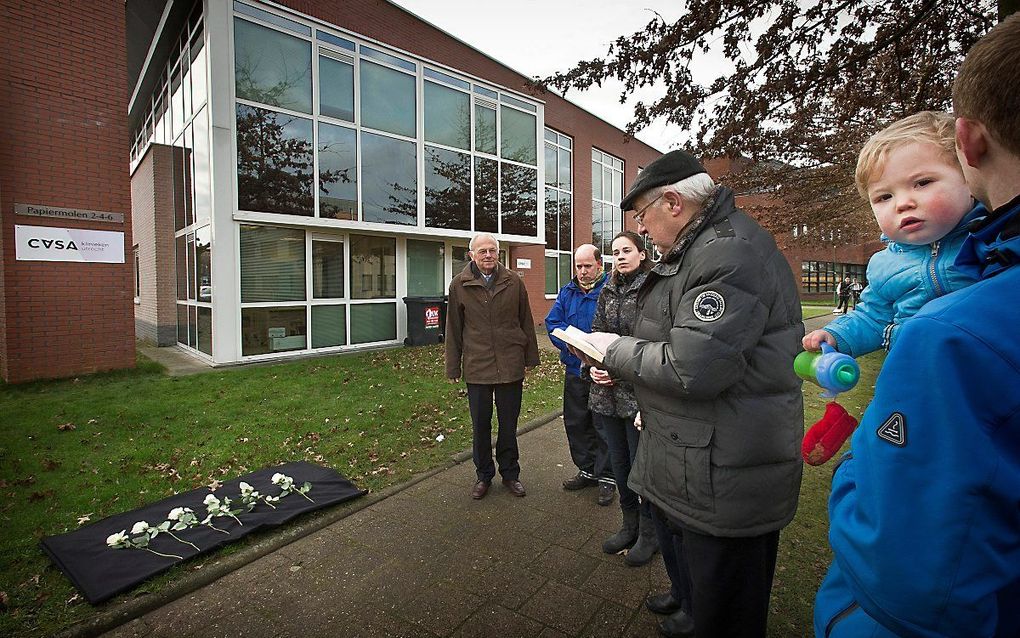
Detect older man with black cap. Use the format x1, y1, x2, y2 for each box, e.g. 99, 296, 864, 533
578, 151, 804, 638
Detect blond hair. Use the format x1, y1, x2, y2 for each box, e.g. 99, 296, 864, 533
854, 111, 961, 199
953, 13, 1020, 157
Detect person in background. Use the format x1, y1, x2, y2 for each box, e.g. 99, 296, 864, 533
588, 231, 660, 566
850, 278, 863, 308
814, 14, 1020, 637
545, 244, 616, 506
446, 233, 540, 500
834, 276, 851, 314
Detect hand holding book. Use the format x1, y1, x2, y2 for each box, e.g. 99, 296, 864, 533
551, 326, 621, 366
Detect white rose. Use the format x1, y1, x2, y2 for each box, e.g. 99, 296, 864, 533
106, 531, 127, 547
131, 521, 149, 535
271, 473, 284, 484
168, 507, 184, 520
239, 482, 252, 493
204, 494, 219, 505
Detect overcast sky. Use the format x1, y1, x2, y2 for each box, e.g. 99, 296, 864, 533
387, 0, 697, 153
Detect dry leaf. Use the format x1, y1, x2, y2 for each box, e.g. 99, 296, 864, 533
57, 423, 76, 431
76, 513, 92, 526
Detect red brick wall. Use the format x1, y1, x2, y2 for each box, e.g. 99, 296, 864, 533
0, 0, 134, 382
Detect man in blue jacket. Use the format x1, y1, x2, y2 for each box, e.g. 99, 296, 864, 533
545, 243, 615, 506
814, 14, 1020, 637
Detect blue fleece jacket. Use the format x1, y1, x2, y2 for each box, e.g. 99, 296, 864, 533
825, 206, 984, 357
544, 274, 606, 377
814, 196, 1020, 637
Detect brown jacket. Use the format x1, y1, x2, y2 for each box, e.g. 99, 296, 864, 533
445, 263, 540, 384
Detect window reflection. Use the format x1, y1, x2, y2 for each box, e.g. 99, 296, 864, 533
236, 104, 313, 216
501, 163, 537, 236
360, 60, 415, 137
361, 132, 416, 225
318, 123, 357, 220
474, 157, 498, 233
195, 226, 211, 301
424, 81, 470, 150
233, 18, 312, 113
239, 224, 305, 302
349, 234, 396, 299
425, 147, 470, 230
500, 106, 536, 165
312, 240, 345, 299
474, 104, 496, 155
319, 55, 354, 122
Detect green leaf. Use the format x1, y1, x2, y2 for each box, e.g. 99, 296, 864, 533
172, 522, 188, 531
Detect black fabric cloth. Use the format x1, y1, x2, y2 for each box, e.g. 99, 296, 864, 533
41, 461, 366, 605
651, 504, 780, 638
562, 373, 612, 482
468, 380, 523, 482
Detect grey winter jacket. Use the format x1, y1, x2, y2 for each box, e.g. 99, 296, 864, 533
588, 269, 648, 418
603, 186, 804, 537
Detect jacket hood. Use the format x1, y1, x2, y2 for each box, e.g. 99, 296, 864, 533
957, 196, 1020, 281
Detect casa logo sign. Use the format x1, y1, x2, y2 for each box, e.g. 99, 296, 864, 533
15, 225, 124, 264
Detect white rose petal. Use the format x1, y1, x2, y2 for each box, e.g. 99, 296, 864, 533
239, 482, 252, 493
271, 473, 284, 484
131, 521, 149, 535
168, 507, 184, 520
204, 494, 219, 505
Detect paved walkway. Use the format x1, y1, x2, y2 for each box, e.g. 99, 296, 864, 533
103, 417, 670, 638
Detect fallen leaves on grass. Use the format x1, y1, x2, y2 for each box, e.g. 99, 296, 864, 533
76, 513, 92, 526
41, 458, 61, 471
57, 423, 76, 431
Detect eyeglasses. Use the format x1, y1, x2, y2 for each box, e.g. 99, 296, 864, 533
632, 192, 665, 226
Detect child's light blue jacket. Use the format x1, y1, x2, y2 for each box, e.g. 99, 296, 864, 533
825, 205, 985, 357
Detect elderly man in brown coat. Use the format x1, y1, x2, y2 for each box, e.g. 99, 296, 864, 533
446, 233, 540, 500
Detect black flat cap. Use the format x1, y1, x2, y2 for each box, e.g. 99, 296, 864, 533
620, 150, 707, 211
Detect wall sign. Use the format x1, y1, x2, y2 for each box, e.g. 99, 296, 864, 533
15, 203, 124, 224
516, 258, 531, 269
15, 225, 125, 263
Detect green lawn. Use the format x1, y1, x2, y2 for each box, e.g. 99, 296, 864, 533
0, 345, 884, 638
801, 301, 836, 320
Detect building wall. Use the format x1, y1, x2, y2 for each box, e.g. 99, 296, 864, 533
0, 0, 134, 382
132, 145, 179, 345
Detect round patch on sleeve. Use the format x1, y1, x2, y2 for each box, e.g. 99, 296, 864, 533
693, 291, 725, 322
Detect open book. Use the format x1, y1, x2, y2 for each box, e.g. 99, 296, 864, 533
551, 325, 605, 363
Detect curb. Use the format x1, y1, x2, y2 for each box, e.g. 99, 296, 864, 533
60, 409, 563, 638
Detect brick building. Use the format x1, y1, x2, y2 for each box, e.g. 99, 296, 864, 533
1, 0, 877, 380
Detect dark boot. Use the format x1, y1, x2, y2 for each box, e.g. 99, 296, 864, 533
624, 511, 660, 566
602, 507, 639, 554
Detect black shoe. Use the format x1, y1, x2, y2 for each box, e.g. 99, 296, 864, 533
645, 591, 682, 615
597, 482, 616, 506
562, 472, 597, 490
658, 609, 695, 638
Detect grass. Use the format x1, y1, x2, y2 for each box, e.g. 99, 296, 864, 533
0, 343, 885, 638
802, 301, 837, 320
0, 345, 565, 637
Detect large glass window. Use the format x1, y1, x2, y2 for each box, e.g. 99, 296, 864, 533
311, 305, 346, 348
501, 163, 538, 236
544, 129, 573, 293
406, 240, 444, 296
592, 149, 624, 260
234, 17, 312, 113
239, 225, 305, 302
350, 303, 397, 344
360, 60, 415, 137
424, 147, 470, 230
236, 104, 314, 215
474, 103, 496, 155
241, 307, 307, 356
474, 157, 498, 233
176, 235, 188, 301
197, 307, 212, 355
318, 123, 357, 220
195, 227, 211, 302
319, 54, 354, 122
234, 17, 310, 113
424, 81, 470, 150
312, 240, 344, 299
361, 132, 416, 225
349, 234, 396, 299
500, 106, 537, 165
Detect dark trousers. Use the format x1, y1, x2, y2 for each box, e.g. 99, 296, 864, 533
592, 413, 640, 510
837, 294, 850, 313
467, 381, 522, 483
562, 373, 612, 482
651, 504, 779, 638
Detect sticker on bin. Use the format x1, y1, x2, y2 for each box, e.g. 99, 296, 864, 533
425, 306, 441, 328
